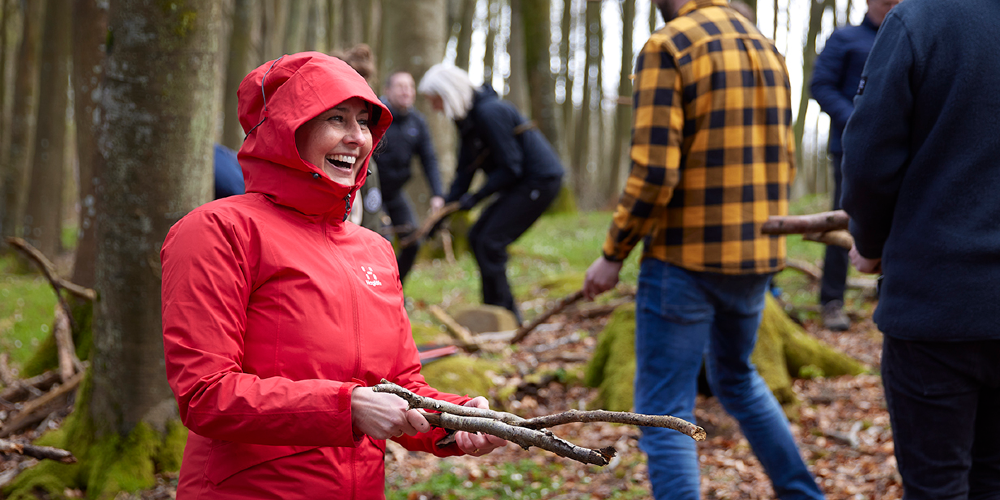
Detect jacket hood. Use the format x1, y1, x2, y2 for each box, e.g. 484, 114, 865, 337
237, 52, 392, 218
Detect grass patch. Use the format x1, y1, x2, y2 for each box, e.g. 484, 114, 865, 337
0, 255, 58, 371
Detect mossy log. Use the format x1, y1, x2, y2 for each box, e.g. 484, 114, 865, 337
2, 373, 187, 500
585, 295, 867, 418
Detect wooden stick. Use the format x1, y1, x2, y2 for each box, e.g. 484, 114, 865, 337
785, 258, 823, 281
53, 305, 79, 383
510, 290, 585, 345
399, 202, 461, 248
0, 371, 61, 404
0, 438, 76, 463
6, 237, 97, 301
372, 380, 706, 466
760, 210, 849, 235
428, 305, 479, 352
0, 370, 85, 438
803, 230, 854, 250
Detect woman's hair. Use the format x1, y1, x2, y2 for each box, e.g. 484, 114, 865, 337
332, 43, 378, 89
417, 64, 476, 120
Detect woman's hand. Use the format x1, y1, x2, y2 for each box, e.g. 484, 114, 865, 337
351, 386, 430, 440
454, 397, 507, 457
849, 244, 882, 274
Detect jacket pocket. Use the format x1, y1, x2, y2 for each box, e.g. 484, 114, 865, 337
204, 441, 322, 485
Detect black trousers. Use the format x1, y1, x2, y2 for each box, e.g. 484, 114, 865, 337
467, 177, 561, 318
882, 335, 1000, 499
820, 152, 849, 305
382, 190, 419, 283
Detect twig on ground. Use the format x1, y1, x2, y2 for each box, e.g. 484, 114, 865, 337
0, 438, 76, 463
510, 290, 584, 344
427, 305, 480, 352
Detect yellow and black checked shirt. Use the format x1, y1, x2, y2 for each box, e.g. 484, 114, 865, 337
603, 0, 795, 274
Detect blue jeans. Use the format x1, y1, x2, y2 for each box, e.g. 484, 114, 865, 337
634, 259, 824, 500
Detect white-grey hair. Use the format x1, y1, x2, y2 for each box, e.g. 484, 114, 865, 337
417, 64, 475, 120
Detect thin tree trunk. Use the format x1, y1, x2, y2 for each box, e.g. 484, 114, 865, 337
327, 0, 342, 53
24, 0, 72, 258
506, 0, 529, 112
484, 0, 497, 83
571, 0, 598, 207
222, 0, 253, 150
262, 0, 288, 61
341, 0, 362, 47
454, 0, 476, 71
559, 0, 573, 156
609, 0, 634, 202
522, 0, 560, 150
93, 0, 223, 437
793, 0, 828, 195
283, 0, 309, 54
70, 0, 107, 289
0, 0, 15, 166
1, 0, 44, 247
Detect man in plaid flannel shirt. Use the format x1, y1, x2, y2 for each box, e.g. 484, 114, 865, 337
583, 1, 824, 498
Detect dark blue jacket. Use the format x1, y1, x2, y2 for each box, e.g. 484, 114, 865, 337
447, 85, 563, 205
373, 100, 442, 198
841, 0, 1000, 341
214, 143, 245, 199
810, 15, 878, 155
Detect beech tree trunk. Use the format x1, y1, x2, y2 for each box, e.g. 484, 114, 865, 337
93, 0, 222, 438
454, 0, 476, 71
221, 0, 253, 151
522, 0, 560, 151
70, 0, 108, 289
608, 0, 634, 202
505, 0, 530, 114
23, 0, 72, 259
571, 0, 599, 208
1, 0, 44, 248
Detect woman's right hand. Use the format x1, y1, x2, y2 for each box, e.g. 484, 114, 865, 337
350, 386, 430, 440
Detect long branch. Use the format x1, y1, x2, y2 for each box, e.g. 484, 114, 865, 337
421, 412, 615, 466
760, 210, 848, 235
373, 380, 525, 425
520, 409, 706, 441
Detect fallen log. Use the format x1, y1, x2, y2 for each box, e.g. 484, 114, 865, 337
761, 210, 849, 235
510, 290, 585, 345
0, 438, 76, 463
372, 379, 705, 467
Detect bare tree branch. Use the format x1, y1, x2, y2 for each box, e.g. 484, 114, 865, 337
803, 230, 854, 250
0, 438, 76, 463
511, 289, 584, 344
372, 380, 706, 466
761, 210, 849, 235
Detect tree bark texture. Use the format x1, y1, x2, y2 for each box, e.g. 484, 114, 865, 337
522, 0, 560, 152
221, 0, 253, 150
23, 0, 72, 259
570, 0, 599, 208
93, 0, 223, 437
558, 0, 573, 158
454, 0, 476, 71
70, 0, 108, 289
0, 0, 16, 164
505, 0, 530, 114
1, 0, 44, 246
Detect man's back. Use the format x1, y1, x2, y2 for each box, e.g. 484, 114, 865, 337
607, 0, 795, 275
842, 0, 1000, 339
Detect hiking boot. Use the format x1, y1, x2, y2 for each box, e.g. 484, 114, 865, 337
821, 300, 850, 331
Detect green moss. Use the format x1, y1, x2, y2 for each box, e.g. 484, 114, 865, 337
4, 372, 187, 499
420, 355, 503, 401
545, 185, 578, 215
410, 321, 451, 346
22, 295, 94, 377
584, 304, 636, 412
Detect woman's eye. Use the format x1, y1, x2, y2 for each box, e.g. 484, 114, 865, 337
328, 114, 344, 122
358, 118, 369, 128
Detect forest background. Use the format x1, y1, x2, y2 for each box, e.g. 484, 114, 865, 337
0, 0, 886, 498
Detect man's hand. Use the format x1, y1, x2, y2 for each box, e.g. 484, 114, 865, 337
849, 244, 882, 274
430, 196, 445, 212
351, 386, 430, 440
454, 397, 507, 456
583, 257, 623, 300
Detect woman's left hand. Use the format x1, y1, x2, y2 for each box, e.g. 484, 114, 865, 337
454, 397, 507, 457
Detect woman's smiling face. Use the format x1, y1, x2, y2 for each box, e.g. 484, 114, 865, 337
295, 97, 373, 186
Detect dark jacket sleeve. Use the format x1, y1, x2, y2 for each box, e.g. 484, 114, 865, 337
468, 104, 523, 203
414, 114, 443, 197
840, 14, 914, 259
810, 30, 855, 130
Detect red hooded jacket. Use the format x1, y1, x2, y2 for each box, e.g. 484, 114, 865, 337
161, 52, 469, 499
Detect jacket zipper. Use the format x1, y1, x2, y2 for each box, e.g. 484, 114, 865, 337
324, 219, 363, 499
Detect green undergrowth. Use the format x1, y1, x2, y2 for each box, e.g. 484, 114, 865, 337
0, 255, 60, 371
387, 458, 649, 500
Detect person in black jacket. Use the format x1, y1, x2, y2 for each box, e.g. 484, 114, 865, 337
373, 71, 445, 283
418, 64, 563, 323
841, 0, 1000, 496
809, 0, 898, 331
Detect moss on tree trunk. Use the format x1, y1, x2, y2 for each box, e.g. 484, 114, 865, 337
585, 295, 866, 418
2, 373, 187, 500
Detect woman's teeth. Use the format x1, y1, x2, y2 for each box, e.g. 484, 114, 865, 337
327, 154, 357, 169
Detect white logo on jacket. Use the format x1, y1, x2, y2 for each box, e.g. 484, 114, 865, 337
362, 266, 382, 286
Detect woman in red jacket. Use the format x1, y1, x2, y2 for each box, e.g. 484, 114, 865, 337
160, 52, 504, 499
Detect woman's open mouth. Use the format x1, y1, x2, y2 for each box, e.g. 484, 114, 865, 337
326, 154, 357, 172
